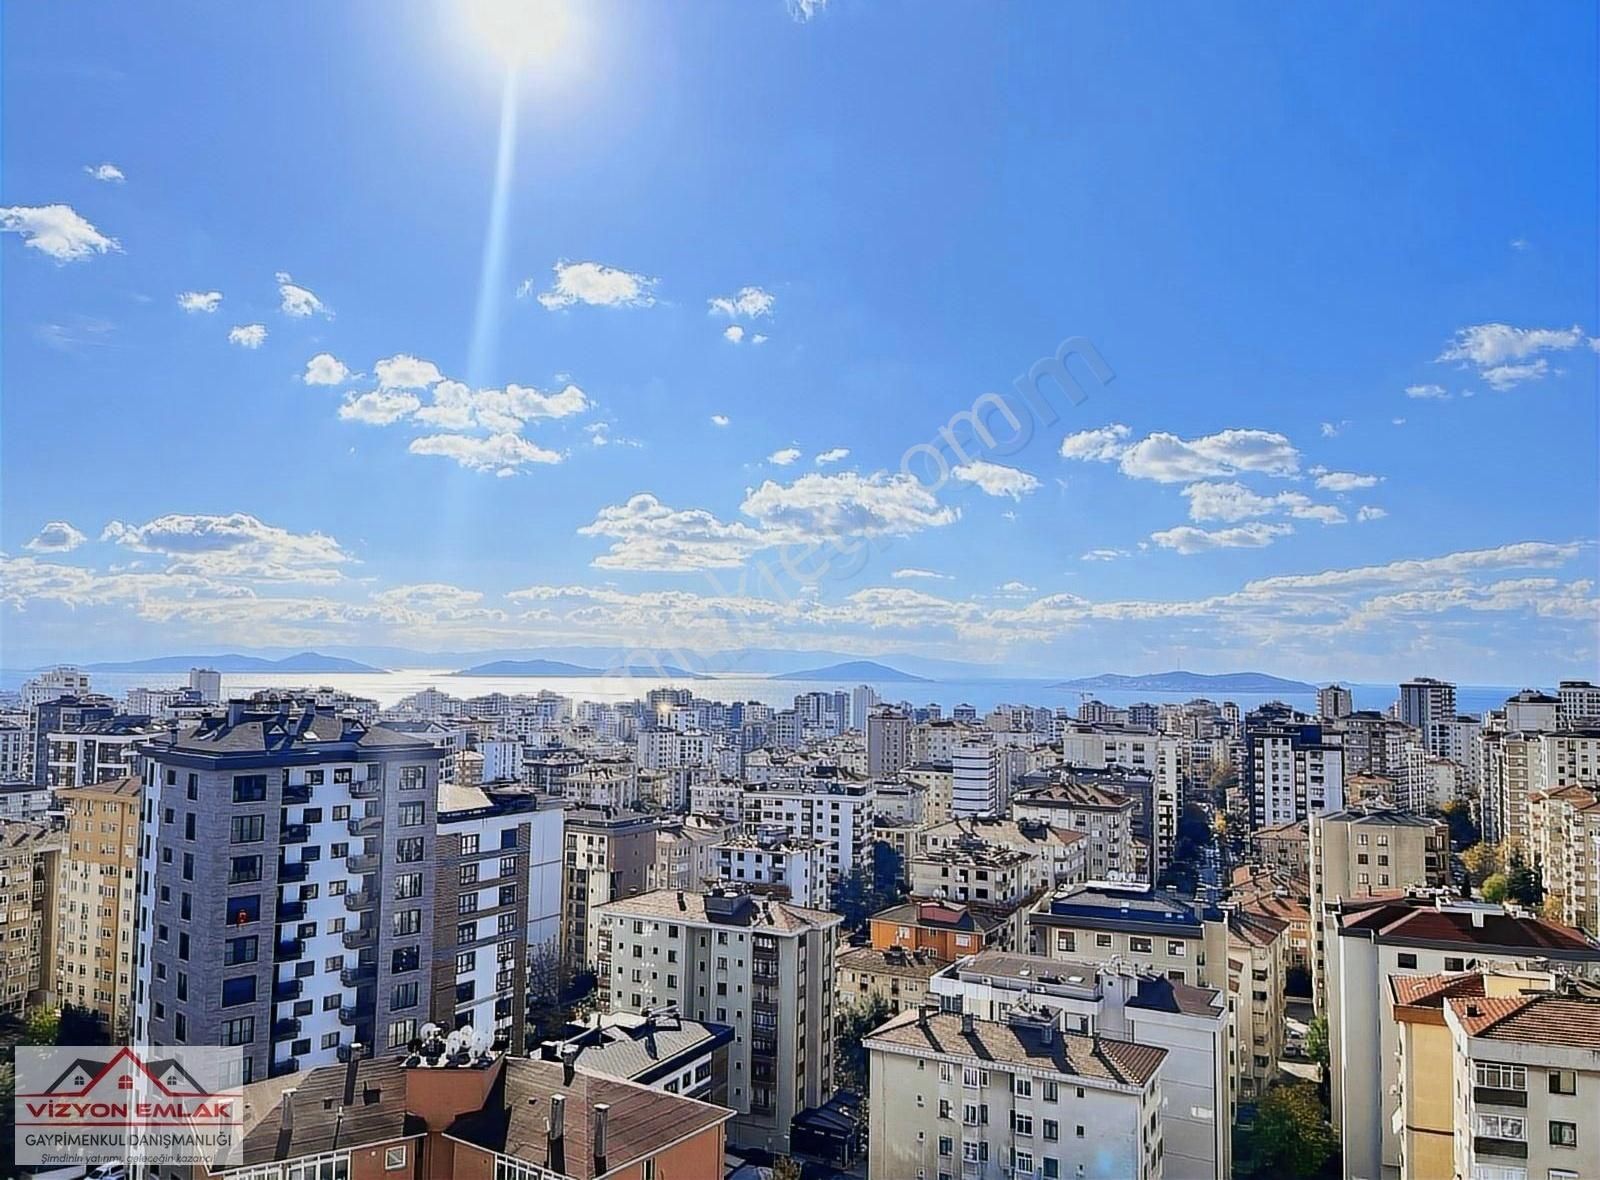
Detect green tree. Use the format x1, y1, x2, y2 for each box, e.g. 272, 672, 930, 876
1240, 1081, 1338, 1178
835, 994, 892, 1095
1305, 1015, 1330, 1080
1481, 872, 1509, 903
1438, 800, 1479, 850
1462, 842, 1502, 887
22, 1006, 60, 1046
771, 1157, 803, 1180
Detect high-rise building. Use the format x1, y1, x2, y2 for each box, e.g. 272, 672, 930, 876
55, 775, 142, 1035
1398, 677, 1458, 756
188, 666, 222, 704
594, 887, 841, 1154
562, 807, 659, 972
866, 706, 911, 775
1243, 704, 1345, 830
0, 822, 63, 1015
1557, 679, 1600, 728
27, 694, 115, 785
21, 665, 92, 709
45, 714, 165, 788
851, 684, 880, 731
1318, 683, 1354, 720
135, 705, 447, 1083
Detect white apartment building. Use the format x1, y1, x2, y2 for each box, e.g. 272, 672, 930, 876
741, 777, 876, 882
647, 814, 723, 891
1010, 781, 1139, 884
637, 727, 715, 770
0, 721, 26, 781
21, 665, 92, 709
1059, 725, 1181, 872
919, 814, 1088, 891
865, 1005, 1167, 1180
1558, 679, 1600, 728
716, 826, 829, 907
594, 888, 841, 1154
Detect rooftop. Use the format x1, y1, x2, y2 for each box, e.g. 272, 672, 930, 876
837, 945, 944, 980
872, 899, 1006, 934
147, 706, 435, 760
544, 1011, 734, 1086
864, 1009, 1165, 1087
1033, 883, 1210, 934
56, 773, 141, 800
1448, 992, 1600, 1049
595, 887, 841, 933
1336, 894, 1600, 959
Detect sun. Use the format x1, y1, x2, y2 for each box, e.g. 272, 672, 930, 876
458, 0, 573, 68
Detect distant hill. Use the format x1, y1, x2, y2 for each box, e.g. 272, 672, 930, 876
769, 660, 930, 683
1053, 670, 1315, 694
455, 659, 704, 679
85, 652, 385, 674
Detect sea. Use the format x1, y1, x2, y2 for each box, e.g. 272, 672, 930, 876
0, 667, 1536, 719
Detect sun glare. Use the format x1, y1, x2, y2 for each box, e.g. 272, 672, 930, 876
459, 0, 572, 68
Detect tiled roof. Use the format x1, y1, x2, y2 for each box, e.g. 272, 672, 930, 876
595, 887, 841, 933
864, 1010, 1166, 1086
872, 900, 1004, 933
1389, 971, 1486, 1009
235, 1058, 417, 1166
56, 774, 141, 799
1228, 908, 1287, 948
1338, 897, 1600, 959
1449, 993, 1600, 1048
837, 946, 944, 980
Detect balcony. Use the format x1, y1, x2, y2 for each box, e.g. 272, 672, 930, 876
1473, 1137, 1528, 1160
280, 823, 311, 845
340, 964, 375, 988
344, 889, 374, 912
276, 900, 306, 923
273, 1017, 302, 1040
348, 815, 383, 838
350, 778, 382, 799
278, 860, 310, 883
282, 783, 313, 805
276, 938, 305, 961
273, 978, 303, 1002
342, 927, 373, 950
1473, 1086, 1528, 1108
347, 852, 380, 873
339, 1005, 361, 1026
269, 1056, 300, 1078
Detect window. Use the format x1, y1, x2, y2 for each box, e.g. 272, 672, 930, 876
396, 837, 425, 862
392, 981, 418, 1009
1550, 1069, 1577, 1095
221, 976, 256, 1007
230, 814, 265, 844
1013, 1076, 1032, 1098
1095, 933, 1113, 948
1012, 1112, 1033, 1136
388, 1018, 417, 1049
392, 909, 422, 936
395, 873, 423, 899
1475, 1113, 1525, 1141
1041, 1081, 1058, 1102
229, 855, 262, 884
232, 775, 267, 803
460, 862, 480, 886
224, 936, 258, 966
461, 834, 480, 855
1550, 1121, 1578, 1148
398, 802, 425, 827
399, 765, 425, 790
1396, 952, 1418, 969
1168, 940, 1186, 956
386, 1146, 408, 1171
226, 895, 260, 924
1476, 1062, 1527, 1091
1043, 1119, 1059, 1142
1129, 936, 1152, 953
1013, 1151, 1033, 1175
222, 1016, 254, 1046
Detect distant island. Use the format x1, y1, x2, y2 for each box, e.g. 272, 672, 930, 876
768, 660, 930, 683
455, 659, 704, 679
1053, 670, 1316, 694
84, 652, 385, 674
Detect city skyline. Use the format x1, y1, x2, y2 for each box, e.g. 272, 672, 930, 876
4, 1, 1598, 683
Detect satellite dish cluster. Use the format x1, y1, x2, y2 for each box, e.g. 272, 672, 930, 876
404, 1021, 496, 1068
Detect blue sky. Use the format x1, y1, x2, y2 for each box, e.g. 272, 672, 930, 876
3, 0, 1597, 680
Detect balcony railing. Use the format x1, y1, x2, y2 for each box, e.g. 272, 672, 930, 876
276, 938, 305, 961
339, 1005, 360, 1026
278, 860, 309, 883
1473, 1087, 1528, 1108
276, 900, 306, 923
1473, 1137, 1528, 1160
344, 889, 374, 911
347, 853, 380, 873
280, 823, 310, 845
270, 1056, 300, 1078
348, 816, 383, 838
274, 978, 303, 1002
273, 1017, 301, 1039
340, 964, 375, 987
349, 778, 382, 799
342, 927, 373, 950
282, 783, 313, 805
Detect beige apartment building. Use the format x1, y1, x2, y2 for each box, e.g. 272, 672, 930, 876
1225, 906, 1288, 1104
1529, 783, 1600, 936
0, 821, 63, 1015
835, 944, 942, 1014
55, 775, 141, 1034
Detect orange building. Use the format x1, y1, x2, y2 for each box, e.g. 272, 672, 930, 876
867, 898, 1008, 962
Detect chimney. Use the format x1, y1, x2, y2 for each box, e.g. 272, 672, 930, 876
343, 1043, 363, 1107
547, 1093, 565, 1141
559, 1042, 579, 1084
592, 1103, 610, 1169
280, 1088, 297, 1134
960, 1012, 975, 1035
226, 700, 247, 727
1472, 909, 1485, 927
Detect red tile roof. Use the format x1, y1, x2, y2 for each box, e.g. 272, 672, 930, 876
1448, 993, 1600, 1048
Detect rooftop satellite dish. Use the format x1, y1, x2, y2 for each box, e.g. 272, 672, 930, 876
470, 1026, 494, 1058
444, 1029, 467, 1058
420, 1022, 444, 1040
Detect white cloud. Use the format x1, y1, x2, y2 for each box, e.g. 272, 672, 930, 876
1150, 522, 1293, 554
1081, 548, 1130, 562
531, 261, 657, 309
752, 334, 769, 345
338, 390, 420, 425
177, 290, 222, 313
724, 325, 746, 344
102, 511, 352, 583
84, 163, 125, 183
25, 521, 87, 553
711, 414, 730, 427
580, 493, 768, 570
951, 459, 1041, 500
0, 204, 119, 261
1059, 423, 1131, 461
708, 286, 775, 318
1314, 470, 1381, 492
741, 471, 959, 541
374, 354, 444, 389
228, 323, 267, 349
275, 271, 329, 318
1405, 383, 1450, 400
768, 447, 802, 466
998, 581, 1036, 594
892, 568, 952, 580
470, 383, 590, 431
1319, 421, 1347, 438
1357, 506, 1388, 522
815, 447, 851, 466
1437, 322, 1585, 388
408, 432, 562, 474
787, 0, 826, 20
1181, 481, 1345, 526
303, 353, 351, 386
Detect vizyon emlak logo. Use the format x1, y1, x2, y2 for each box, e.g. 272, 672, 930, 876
14, 1045, 243, 1168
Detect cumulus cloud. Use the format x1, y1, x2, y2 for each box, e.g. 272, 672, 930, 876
84, 163, 125, 183
1059, 424, 1131, 461
580, 493, 768, 570
408, 432, 562, 474
815, 447, 851, 466
177, 290, 222, 313
303, 353, 351, 385
741, 471, 959, 541
1313, 470, 1381, 492
1061, 423, 1300, 482
787, 0, 826, 20
1405, 383, 1450, 400
101, 511, 351, 583
768, 447, 802, 466
1150, 522, 1293, 554
530, 261, 657, 309
338, 389, 420, 425
0, 204, 119, 261
708, 286, 775, 318
25, 521, 87, 553
1438, 322, 1586, 388
951, 460, 1041, 500
1081, 548, 1130, 562
711, 414, 730, 427
228, 323, 267, 349
275, 271, 330, 318
893, 568, 952, 580
1357, 506, 1388, 522
374, 354, 444, 389
723, 325, 746, 344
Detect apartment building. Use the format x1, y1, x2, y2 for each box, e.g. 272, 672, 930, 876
1011, 779, 1139, 883
1058, 724, 1182, 872
904, 760, 955, 825
919, 814, 1088, 890
27, 694, 115, 785
910, 844, 1041, 911
1326, 892, 1600, 1180
46, 714, 165, 788
134, 705, 447, 1083
1309, 808, 1450, 1010
593, 887, 841, 1154
647, 813, 723, 891
1029, 883, 1228, 989
562, 806, 658, 972
0, 780, 51, 823
867, 707, 912, 775
1557, 679, 1600, 727
538, 1008, 734, 1103
0, 821, 62, 1014
0, 721, 28, 780
864, 1005, 1167, 1180
716, 825, 829, 907
1446, 990, 1600, 1180
432, 784, 563, 1051
1255, 818, 1309, 877
1243, 704, 1345, 829
1398, 677, 1458, 755
930, 949, 1229, 1178
741, 776, 876, 881
1529, 784, 1600, 936
1225, 907, 1288, 1104
836, 944, 943, 1014
55, 774, 141, 1035
871, 897, 1014, 961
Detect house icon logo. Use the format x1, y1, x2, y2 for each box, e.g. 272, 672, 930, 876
14, 1044, 243, 1169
